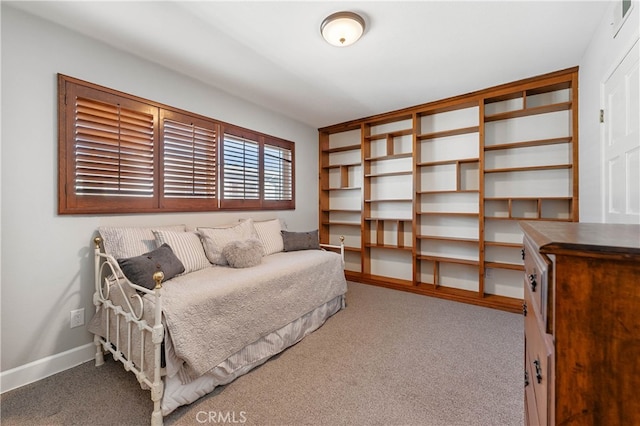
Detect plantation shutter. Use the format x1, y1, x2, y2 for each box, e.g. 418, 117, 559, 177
263, 142, 293, 205
59, 74, 295, 214
75, 98, 155, 197
59, 79, 159, 214
162, 116, 217, 200
221, 133, 260, 208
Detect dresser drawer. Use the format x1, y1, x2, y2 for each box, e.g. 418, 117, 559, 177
523, 236, 552, 332
524, 304, 554, 426
524, 347, 540, 426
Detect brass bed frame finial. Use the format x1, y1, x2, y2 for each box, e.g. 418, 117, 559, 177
153, 271, 165, 290
94, 236, 102, 249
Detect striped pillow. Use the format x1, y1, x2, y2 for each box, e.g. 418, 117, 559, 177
253, 219, 284, 255
98, 225, 186, 259
152, 230, 211, 275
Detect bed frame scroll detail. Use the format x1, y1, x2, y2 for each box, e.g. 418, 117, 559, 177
92, 236, 165, 426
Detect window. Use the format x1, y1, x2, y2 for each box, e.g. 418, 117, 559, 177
58, 74, 295, 214
263, 140, 294, 208
220, 127, 295, 210
160, 110, 219, 211
59, 81, 159, 213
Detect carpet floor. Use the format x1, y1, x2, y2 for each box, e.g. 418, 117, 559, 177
1, 281, 524, 425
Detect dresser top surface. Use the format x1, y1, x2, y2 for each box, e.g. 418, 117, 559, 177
520, 221, 640, 258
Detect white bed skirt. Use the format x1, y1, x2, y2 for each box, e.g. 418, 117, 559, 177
162, 294, 345, 416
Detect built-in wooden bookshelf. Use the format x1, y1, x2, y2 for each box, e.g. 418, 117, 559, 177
318, 67, 579, 313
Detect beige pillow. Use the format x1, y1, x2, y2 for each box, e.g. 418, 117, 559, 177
98, 225, 186, 259
197, 219, 259, 265
253, 219, 285, 255
152, 230, 210, 275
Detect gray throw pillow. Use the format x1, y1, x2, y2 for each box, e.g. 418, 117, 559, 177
117, 243, 185, 290
281, 230, 320, 252
222, 239, 264, 268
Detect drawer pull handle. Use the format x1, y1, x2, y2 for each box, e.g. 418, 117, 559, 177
528, 274, 537, 292
524, 370, 530, 387
521, 248, 525, 260
522, 302, 527, 317
533, 359, 543, 383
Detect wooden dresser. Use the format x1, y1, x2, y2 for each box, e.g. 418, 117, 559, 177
520, 221, 640, 425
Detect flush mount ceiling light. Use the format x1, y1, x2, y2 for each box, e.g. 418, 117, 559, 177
320, 11, 365, 47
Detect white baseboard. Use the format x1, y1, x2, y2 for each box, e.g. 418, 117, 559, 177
0, 343, 96, 394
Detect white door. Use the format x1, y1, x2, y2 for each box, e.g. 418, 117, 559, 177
603, 39, 640, 224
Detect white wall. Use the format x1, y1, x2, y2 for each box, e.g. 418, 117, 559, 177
578, 1, 639, 222
0, 5, 318, 390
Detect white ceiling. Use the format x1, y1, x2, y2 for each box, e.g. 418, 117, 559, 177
10, 1, 611, 129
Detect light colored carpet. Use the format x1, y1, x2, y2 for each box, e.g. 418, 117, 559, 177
1, 281, 524, 425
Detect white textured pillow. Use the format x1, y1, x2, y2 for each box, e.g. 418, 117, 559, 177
152, 230, 210, 275
253, 219, 284, 255
98, 225, 186, 259
197, 219, 258, 265
222, 239, 264, 268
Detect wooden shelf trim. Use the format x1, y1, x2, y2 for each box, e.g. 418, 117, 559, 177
321, 208, 361, 213
324, 144, 361, 153
417, 254, 479, 266
365, 152, 413, 161
418, 189, 479, 195
484, 196, 573, 201
483, 241, 523, 248
365, 170, 413, 178
484, 241, 523, 248
366, 244, 413, 251
484, 216, 571, 222
321, 221, 361, 226
345, 276, 522, 313
322, 186, 361, 191
364, 217, 413, 222
417, 235, 479, 243
483, 261, 524, 271
365, 198, 412, 203
484, 101, 572, 122
484, 136, 572, 151
417, 157, 479, 167
483, 197, 572, 221
322, 161, 361, 169
417, 125, 480, 140
365, 128, 413, 140
485, 81, 572, 102
344, 246, 361, 252
418, 211, 479, 217
484, 163, 572, 173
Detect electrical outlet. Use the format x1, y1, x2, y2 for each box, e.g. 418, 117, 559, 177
70, 308, 85, 328
485, 268, 493, 279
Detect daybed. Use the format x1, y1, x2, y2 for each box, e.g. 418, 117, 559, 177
88, 219, 347, 426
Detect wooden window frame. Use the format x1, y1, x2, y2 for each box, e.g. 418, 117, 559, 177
220, 125, 295, 210
58, 74, 295, 214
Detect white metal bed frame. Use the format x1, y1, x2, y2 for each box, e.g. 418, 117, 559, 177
92, 236, 345, 426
